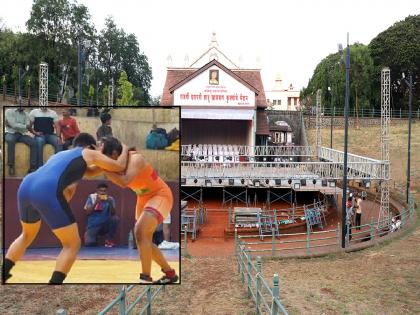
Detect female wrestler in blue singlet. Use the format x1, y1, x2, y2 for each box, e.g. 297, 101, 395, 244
3, 133, 128, 284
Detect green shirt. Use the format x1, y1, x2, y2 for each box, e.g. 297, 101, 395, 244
5, 108, 30, 134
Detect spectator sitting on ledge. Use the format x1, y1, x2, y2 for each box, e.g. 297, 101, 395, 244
29, 107, 62, 168
5, 107, 37, 175
59, 108, 80, 150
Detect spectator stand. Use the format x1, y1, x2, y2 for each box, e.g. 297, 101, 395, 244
181, 200, 208, 241
303, 201, 325, 232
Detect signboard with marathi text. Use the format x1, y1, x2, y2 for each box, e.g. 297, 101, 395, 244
173, 66, 256, 107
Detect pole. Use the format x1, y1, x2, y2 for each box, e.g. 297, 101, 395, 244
341, 33, 350, 248
18, 67, 22, 106
77, 40, 82, 106
330, 103, 334, 149
406, 73, 412, 204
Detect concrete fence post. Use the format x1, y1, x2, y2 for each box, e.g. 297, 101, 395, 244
306, 227, 311, 255
240, 243, 245, 284
271, 274, 280, 315
256, 256, 262, 314
247, 247, 252, 298
271, 228, 276, 257
370, 217, 375, 240
183, 226, 188, 257
146, 286, 152, 315
118, 286, 126, 315
401, 208, 407, 228
337, 223, 340, 246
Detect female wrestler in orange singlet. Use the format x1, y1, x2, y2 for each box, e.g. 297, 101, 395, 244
102, 137, 178, 284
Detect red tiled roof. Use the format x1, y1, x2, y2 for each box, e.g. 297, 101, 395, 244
256, 109, 270, 135
232, 70, 267, 108
161, 69, 195, 106
161, 60, 267, 108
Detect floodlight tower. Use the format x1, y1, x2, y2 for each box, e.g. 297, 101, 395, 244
316, 89, 322, 156
378, 67, 391, 228
39, 62, 48, 107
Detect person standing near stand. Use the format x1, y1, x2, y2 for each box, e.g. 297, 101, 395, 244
355, 194, 363, 230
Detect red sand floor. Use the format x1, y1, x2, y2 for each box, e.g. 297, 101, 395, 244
184, 197, 382, 257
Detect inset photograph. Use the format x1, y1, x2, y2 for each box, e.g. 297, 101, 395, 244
3, 106, 180, 284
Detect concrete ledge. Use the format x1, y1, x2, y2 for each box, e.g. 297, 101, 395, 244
4, 143, 179, 181
4, 142, 54, 177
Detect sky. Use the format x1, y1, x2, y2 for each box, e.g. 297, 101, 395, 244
1, 0, 419, 97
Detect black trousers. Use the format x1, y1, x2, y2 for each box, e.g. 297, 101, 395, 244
355, 213, 362, 229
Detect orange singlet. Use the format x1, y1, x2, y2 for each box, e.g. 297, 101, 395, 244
126, 163, 173, 223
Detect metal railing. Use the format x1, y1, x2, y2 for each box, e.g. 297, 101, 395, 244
228, 200, 326, 229
318, 146, 387, 179
1, 86, 110, 107
303, 107, 420, 119
181, 145, 315, 159
235, 194, 416, 257
182, 160, 389, 181
236, 241, 288, 315
98, 285, 164, 315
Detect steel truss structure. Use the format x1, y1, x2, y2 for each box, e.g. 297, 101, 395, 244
181, 69, 392, 222
181, 145, 314, 161
39, 63, 48, 107
316, 89, 322, 152
379, 68, 391, 227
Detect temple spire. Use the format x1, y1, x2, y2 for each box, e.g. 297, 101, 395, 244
209, 32, 219, 48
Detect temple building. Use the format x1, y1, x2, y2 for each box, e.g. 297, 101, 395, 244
265, 73, 301, 111
161, 33, 269, 146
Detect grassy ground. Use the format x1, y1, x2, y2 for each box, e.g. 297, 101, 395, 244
0, 121, 419, 314
263, 226, 420, 314
307, 121, 420, 200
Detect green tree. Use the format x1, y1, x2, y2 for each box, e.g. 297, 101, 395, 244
301, 44, 375, 113
88, 84, 94, 106
26, 0, 96, 100
102, 84, 109, 106
150, 95, 161, 106
117, 70, 136, 105
98, 17, 152, 105
1, 74, 6, 100
350, 44, 375, 118
25, 74, 33, 105
369, 14, 420, 109
11, 64, 18, 101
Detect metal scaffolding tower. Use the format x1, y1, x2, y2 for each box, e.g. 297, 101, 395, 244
316, 89, 322, 155
108, 77, 114, 106
39, 62, 48, 107
379, 67, 391, 228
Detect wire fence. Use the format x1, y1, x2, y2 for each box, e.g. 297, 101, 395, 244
1, 86, 110, 107
303, 107, 420, 119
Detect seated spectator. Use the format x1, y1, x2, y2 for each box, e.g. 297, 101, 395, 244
5, 107, 37, 175
84, 183, 119, 247
158, 214, 179, 250
29, 107, 62, 168
96, 112, 113, 140
58, 108, 80, 150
